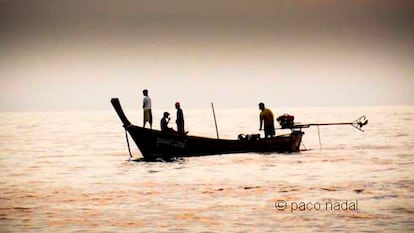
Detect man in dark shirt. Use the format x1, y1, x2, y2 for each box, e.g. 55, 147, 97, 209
160, 112, 172, 133
175, 102, 185, 134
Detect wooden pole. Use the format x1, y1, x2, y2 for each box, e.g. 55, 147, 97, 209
211, 102, 220, 139
317, 126, 322, 150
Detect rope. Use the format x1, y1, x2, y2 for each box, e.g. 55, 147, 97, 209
301, 140, 307, 151
125, 129, 133, 160
317, 126, 322, 150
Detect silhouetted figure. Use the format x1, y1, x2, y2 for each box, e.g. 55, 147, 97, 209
175, 102, 185, 134
259, 102, 275, 138
160, 112, 174, 133
142, 89, 152, 129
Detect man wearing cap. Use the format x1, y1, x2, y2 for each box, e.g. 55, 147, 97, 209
175, 102, 185, 134
259, 102, 275, 138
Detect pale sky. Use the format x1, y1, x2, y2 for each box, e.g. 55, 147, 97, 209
1, 0, 413, 111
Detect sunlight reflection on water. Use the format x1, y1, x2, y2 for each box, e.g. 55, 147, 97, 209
0, 106, 413, 232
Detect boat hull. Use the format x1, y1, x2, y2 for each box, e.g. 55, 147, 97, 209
127, 126, 303, 159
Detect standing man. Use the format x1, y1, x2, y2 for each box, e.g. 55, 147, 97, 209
175, 102, 185, 134
142, 89, 152, 129
259, 102, 275, 138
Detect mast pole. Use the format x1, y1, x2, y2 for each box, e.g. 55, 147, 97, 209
211, 102, 220, 139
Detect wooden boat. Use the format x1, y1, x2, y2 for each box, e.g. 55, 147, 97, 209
111, 98, 304, 160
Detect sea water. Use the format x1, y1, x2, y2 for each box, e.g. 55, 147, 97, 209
0, 106, 413, 232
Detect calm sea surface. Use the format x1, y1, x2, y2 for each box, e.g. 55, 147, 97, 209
0, 105, 413, 232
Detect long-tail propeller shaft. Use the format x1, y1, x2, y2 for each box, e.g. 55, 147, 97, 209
292, 115, 368, 132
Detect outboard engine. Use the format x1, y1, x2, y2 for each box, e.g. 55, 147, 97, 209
277, 114, 295, 129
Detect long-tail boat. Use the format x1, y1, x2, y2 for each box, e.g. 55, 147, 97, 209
111, 98, 304, 160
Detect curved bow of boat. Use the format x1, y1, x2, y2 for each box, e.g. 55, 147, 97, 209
111, 98, 132, 127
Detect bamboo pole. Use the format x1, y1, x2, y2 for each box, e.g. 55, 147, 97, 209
211, 102, 220, 139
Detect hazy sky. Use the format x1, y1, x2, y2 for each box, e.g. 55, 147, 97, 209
1, 0, 413, 111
